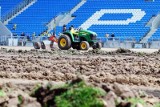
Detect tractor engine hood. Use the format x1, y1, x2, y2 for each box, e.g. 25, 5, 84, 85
80, 29, 97, 36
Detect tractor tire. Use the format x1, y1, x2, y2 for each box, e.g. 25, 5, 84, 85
93, 42, 102, 49
33, 42, 41, 49
96, 42, 102, 49
80, 41, 89, 50
72, 43, 80, 50
92, 45, 97, 49
41, 42, 46, 49
58, 35, 71, 50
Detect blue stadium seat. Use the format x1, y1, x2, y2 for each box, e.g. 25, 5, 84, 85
1, 0, 79, 37
0, 0, 22, 15
68, 0, 160, 42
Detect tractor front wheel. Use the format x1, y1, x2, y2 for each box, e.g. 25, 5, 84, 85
96, 42, 102, 49
80, 41, 89, 50
58, 35, 71, 50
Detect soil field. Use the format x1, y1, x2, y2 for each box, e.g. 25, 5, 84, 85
0, 47, 160, 98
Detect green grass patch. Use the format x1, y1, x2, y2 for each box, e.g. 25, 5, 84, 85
0, 89, 6, 97
55, 81, 106, 107
153, 103, 160, 107
18, 95, 23, 105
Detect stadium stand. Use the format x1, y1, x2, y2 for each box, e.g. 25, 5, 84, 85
0, 0, 22, 15
3, 0, 79, 36
1, 0, 160, 42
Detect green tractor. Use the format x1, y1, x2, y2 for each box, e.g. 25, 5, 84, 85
58, 28, 102, 50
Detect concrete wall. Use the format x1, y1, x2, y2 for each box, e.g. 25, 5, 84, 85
104, 40, 134, 49
0, 21, 12, 45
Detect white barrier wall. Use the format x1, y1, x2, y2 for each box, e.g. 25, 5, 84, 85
105, 41, 134, 49
8, 38, 18, 46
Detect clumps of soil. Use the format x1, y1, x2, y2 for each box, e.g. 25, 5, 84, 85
0, 47, 160, 57
101, 82, 160, 107
0, 79, 159, 107
0, 48, 7, 52
115, 48, 132, 53
0, 47, 160, 87
0, 82, 41, 107
31, 83, 68, 107
0, 47, 160, 106
0, 48, 134, 56
28, 78, 160, 107
152, 49, 160, 55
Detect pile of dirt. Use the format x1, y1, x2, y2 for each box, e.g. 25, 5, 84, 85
0, 47, 160, 103
1, 78, 159, 107
0, 82, 41, 107
0, 49, 159, 87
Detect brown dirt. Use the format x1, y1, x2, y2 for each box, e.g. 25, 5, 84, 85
0, 48, 160, 97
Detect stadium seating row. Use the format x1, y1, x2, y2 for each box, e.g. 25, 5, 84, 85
0, 0, 160, 42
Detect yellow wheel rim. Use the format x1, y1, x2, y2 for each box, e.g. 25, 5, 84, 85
60, 38, 67, 47
81, 42, 87, 49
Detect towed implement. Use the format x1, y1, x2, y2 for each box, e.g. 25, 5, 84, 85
33, 35, 58, 49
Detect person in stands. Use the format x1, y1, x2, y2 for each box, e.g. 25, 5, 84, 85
21, 32, 25, 38
32, 32, 36, 40
12, 24, 17, 30
110, 33, 115, 40
105, 33, 109, 38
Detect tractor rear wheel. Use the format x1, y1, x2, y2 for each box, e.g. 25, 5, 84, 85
33, 42, 41, 49
80, 41, 89, 50
58, 35, 71, 50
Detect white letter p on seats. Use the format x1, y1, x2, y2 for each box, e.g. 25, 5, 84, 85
80, 9, 146, 29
